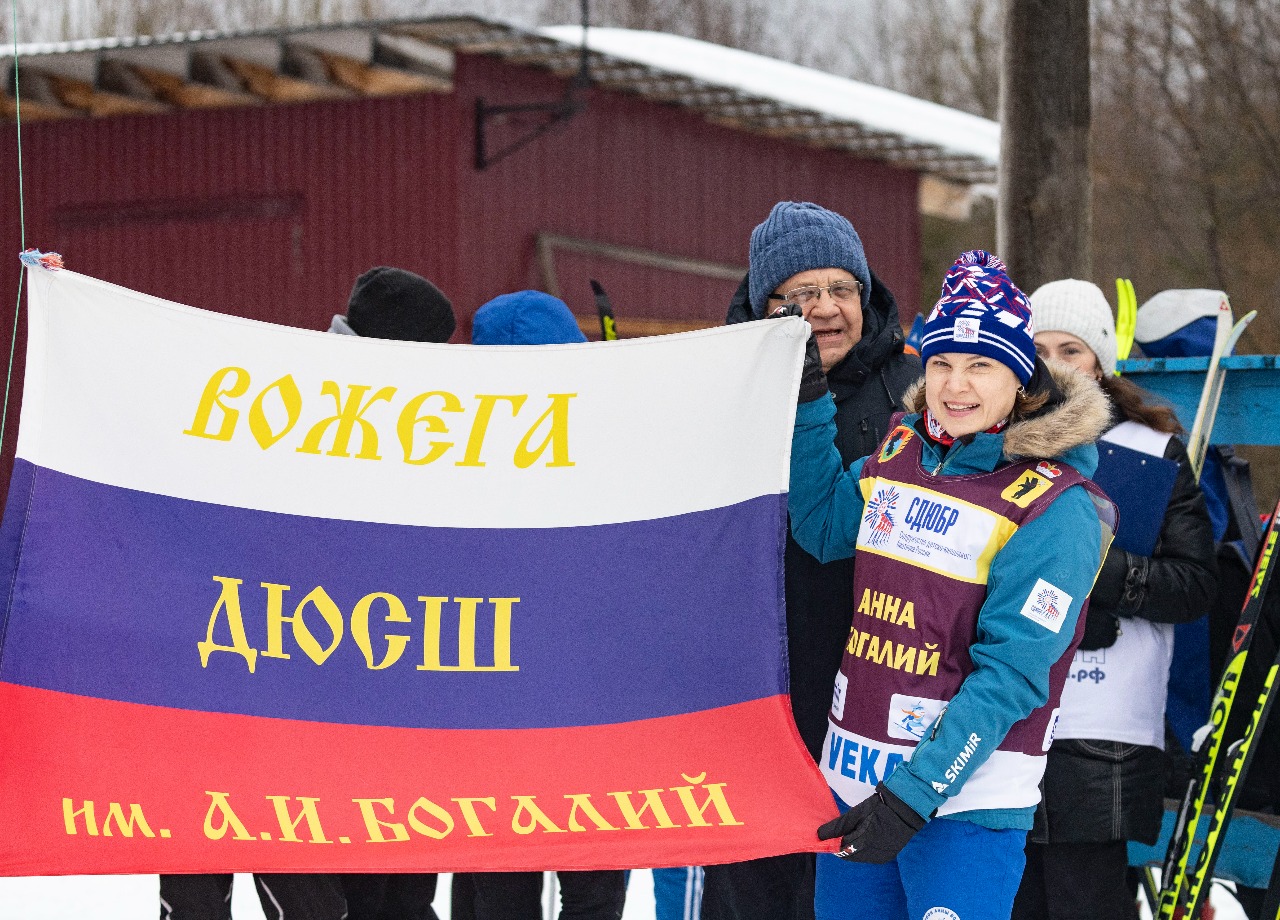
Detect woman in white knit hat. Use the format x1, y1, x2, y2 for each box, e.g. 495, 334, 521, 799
1012, 279, 1218, 920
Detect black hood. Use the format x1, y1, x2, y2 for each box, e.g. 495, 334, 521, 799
725, 268, 908, 388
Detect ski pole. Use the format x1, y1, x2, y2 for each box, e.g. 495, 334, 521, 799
590, 279, 618, 341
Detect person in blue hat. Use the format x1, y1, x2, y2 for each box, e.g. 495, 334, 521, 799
787, 251, 1115, 920
453, 290, 627, 920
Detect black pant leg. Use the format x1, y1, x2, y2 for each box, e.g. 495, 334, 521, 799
380, 874, 440, 920
341, 874, 390, 920
701, 853, 814, 920
557, 870, 626, 920
1011, 841, 1048, 920
159, 874, 234, 920
451, 874, 478, 920
471, 871, 544, 920
253, 874, 348, 920
1014, 840, 1138, 920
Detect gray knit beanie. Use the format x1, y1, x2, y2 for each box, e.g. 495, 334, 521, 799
747, 202, 870, 317
1028, 279, 1117, 376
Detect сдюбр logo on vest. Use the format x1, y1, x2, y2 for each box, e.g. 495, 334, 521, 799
857, 480, 1000, 583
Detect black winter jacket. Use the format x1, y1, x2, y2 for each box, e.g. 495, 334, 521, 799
1036, 408, 1218, 845
727, 271, 921, 761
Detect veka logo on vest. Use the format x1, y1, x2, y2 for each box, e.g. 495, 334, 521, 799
824, 728, 907, 789
1042, 707, 1061, 752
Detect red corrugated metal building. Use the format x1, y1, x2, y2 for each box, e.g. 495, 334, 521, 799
0, 16, 997, 488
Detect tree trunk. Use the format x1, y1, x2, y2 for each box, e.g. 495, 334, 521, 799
997, 0, 1092, 291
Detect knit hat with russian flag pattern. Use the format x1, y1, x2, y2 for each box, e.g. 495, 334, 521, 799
920, 250, 1036, 384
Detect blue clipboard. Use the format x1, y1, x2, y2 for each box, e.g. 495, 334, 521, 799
1092, 440, 1179, 556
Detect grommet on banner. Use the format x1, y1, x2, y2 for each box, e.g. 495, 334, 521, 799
19, 249, 64, 271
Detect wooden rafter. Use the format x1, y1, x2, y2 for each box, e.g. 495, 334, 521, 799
41, 70, 168, 116
0, 95, 76, 120
221, 55, 349, 103
127, 63, 260, 109
314, 48, 448, 96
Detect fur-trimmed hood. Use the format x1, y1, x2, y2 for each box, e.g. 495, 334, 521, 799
900, 361, 1111, 464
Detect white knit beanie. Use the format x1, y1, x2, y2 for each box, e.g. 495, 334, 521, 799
1029, 279, 1117, 376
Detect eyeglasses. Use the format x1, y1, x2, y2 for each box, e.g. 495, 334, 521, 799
767, 280, 862, 309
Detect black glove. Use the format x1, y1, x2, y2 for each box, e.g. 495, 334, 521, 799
769, 302, 828, 403
816, 784, 926, 863
1079, 607, 1120, 651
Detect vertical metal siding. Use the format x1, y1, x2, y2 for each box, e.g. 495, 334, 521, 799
0, 90, 460, 496
0, 91, 458, 329
452, 54, 921, 335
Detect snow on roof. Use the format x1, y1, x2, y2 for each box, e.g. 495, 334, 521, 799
0, 16, 998, 182
540, 26, 999, 175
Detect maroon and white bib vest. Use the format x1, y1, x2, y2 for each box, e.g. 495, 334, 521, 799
823, 417, 1115, 815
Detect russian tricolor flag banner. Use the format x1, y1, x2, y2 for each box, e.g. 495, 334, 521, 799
0, 268, 835, 875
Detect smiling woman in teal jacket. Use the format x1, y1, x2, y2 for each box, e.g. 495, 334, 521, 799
784, 251, 1115, 920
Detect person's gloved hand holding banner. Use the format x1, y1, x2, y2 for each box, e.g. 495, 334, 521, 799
0, 268, 835, 875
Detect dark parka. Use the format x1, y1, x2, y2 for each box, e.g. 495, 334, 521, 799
1035, 408, 1218, 845
727, 270, 921, 761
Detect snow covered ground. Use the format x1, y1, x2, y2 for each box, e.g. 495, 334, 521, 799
0, 871, 660, 919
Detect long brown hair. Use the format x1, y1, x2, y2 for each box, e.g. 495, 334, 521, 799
1100, 374, 1183, 434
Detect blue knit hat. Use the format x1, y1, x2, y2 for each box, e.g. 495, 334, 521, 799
748, 202, 870, 317
472, 290, 587, 346
920, 251, 1036, 384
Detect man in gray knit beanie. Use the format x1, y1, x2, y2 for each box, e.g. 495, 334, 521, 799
709, 202, 920, 920
746, 202, 873, 374
748, 201, 871, 316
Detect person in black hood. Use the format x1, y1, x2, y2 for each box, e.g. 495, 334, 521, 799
701, 202, 920, 920
333, 265, 455, 920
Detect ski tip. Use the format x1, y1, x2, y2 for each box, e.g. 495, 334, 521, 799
589, 279, 605, 296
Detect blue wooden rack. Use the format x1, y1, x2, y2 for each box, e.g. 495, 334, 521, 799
1118, 356, 1280, 445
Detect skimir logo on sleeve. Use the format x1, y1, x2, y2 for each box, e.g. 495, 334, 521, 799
856, 480, 1005, 583
886, 693, 945, 741
1019, 578, 1073, 633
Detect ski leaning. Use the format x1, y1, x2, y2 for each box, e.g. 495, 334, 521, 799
1157, 501, 1280, 919
1185, 302, 1256, 482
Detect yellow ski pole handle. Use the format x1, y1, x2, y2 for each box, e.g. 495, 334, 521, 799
1115, 278, 1137, 370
